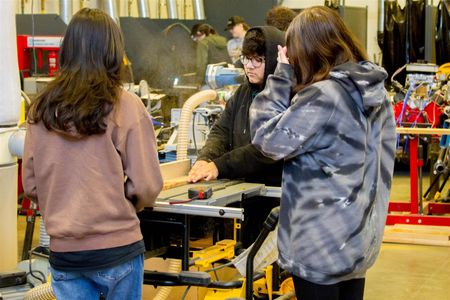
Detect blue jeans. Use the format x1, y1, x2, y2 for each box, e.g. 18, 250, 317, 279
51, 254, 143, 300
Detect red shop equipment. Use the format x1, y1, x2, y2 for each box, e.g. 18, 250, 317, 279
17, 35, 62, 78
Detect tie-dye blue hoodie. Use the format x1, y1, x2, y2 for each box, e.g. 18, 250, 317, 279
250, 61, 396, 284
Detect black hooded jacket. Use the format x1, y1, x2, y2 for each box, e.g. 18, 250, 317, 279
197, 26, 285, 186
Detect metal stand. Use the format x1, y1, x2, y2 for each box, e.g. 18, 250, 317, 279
21, 206, 36, 261
246, 207, 279, 300
182, 214, 190, 271
388, 128, 450, 226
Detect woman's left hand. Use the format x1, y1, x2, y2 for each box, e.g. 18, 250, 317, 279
277, 45, 289, 65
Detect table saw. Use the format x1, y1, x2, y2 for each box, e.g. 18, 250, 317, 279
139, 159, 281, 270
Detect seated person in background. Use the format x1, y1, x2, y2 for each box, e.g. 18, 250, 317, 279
225, 16, 249, 63
190, 23, 202, 41
188, 26, 285, 247
266, 6, 297, 31
191, 23, 231, 83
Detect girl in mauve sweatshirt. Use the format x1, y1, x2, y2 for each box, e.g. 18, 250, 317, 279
23, 8, 163, 300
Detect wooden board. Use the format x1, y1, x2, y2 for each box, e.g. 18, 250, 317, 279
389, 224, 450, 234
383, 224, 450, 247
159, 160, 191, 190
396, 127, 450, 135
163, 176, 189, 190
160, 159, 190, 181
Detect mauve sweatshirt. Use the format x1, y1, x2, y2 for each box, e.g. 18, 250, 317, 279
22, 91, 163, 252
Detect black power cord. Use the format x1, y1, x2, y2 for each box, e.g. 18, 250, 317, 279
180, 286, 191, 300
26, 248, 47, 284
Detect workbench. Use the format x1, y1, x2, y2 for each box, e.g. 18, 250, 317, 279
154, 180, 266, 220
140, 160, 281, 270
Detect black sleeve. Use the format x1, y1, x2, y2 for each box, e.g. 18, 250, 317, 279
196, 92, 235, 162
198, 85, 280, 179
212, 143, 280, 180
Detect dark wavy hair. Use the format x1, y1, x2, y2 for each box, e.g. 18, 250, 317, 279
28, 8, 124, 136
286, 6, 368, 92
197, 24, 217, 36
242, 29, 265, 57
191, 23, 217, 37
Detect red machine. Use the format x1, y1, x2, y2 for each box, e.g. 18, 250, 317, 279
390, 102, 450, 226
393, 101, 443, 128
17, 35, 62, 77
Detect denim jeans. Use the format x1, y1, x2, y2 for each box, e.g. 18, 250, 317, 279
51, 254, 144, 300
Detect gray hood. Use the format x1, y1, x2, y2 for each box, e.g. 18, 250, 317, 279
330, 61, 388, 115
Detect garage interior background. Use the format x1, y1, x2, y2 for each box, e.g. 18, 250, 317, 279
16, 0, 423, 62
5, 1, 450, 299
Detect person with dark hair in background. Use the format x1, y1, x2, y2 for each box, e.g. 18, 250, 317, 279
225, 16, 250, 63
190, 23, 203, 41
266, 6, 297, 31
250, 6, 396, 300
22, 8, 163, 300
188, 26, 285, 247
191, 23, 230, 83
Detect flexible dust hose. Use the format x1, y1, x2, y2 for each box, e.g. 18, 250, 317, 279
21, 90, 32, 105
274, 291, 296, 300
153, 259, 182, 300
24, 282, 55, 300
8, 127, 26, 158
176, 90, 217, 161
39, 218, 50, 248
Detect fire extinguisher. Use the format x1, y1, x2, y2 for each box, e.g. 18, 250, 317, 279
48, 50, 58, 76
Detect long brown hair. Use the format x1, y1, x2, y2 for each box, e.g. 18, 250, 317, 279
28, 8, 124, 136
286, 6, 368, 92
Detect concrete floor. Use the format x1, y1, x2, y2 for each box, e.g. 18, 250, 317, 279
365, 243, 450, 300
16, 174, 450, 300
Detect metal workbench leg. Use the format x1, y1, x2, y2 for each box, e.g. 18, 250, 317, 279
418, 145, 424, 214
182, 214, 190, 271
409, 136, 419, 214
21, 203, 37, 261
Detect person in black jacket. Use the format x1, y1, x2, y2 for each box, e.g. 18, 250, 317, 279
188, 26, 285, 247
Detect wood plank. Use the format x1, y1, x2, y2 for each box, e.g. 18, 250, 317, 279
383, 225, 450, 247
383, 238, 450, 247
389, 230, 450, 240
160, 159, 190, 181
391, 224, 450, 234
396, 127, 450, 135
383, 234, 450, 247
163, 176, 189, 190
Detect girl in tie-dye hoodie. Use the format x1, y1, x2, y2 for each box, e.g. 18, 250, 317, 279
250, 6, 396, 300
